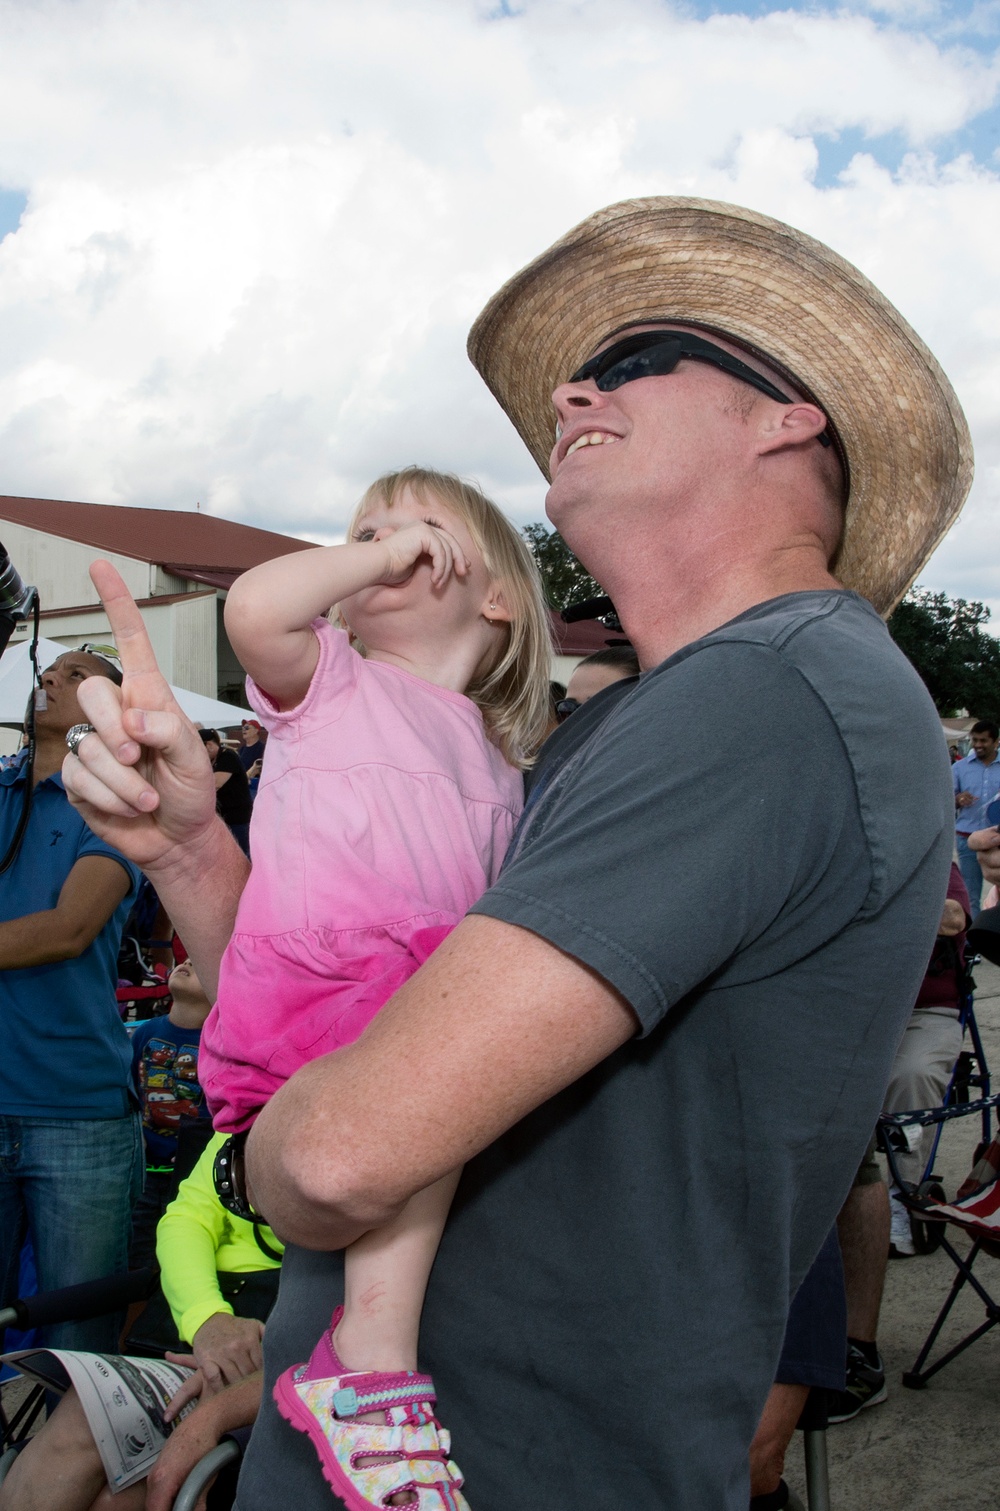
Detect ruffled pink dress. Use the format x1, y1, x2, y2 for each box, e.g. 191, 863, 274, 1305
200, 618, 523, 1132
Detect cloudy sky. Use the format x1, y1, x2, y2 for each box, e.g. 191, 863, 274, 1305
0, 0, 998, 612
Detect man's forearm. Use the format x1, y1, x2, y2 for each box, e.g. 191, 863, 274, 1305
145, 818, 249, 1000
0, 910, 94, 968
202, 1368, 263, 1433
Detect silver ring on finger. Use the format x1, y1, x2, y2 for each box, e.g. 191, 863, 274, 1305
65, 722, 97, 756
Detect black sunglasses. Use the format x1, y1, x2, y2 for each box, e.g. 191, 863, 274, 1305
569, 331, 832, 449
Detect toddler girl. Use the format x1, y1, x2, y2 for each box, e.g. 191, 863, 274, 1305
199, 467, 552, 1511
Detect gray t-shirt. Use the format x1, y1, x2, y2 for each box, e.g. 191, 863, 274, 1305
236, 590, 953, 1511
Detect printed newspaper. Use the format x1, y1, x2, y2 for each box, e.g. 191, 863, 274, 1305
1, 1348, 195, 1491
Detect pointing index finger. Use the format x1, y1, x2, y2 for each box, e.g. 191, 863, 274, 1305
89, 561, 160, 676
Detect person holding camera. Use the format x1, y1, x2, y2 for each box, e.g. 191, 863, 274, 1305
0, 649, 141, 1352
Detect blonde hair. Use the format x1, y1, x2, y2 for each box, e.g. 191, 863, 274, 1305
345, 467, 553, 768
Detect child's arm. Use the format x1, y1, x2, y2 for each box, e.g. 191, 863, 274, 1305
224, 526, 470, 709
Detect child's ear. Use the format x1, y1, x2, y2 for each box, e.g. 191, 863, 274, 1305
483, 584, 514, 625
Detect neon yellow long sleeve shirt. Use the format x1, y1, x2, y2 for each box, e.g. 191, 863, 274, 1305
155, 1132, 283, 1344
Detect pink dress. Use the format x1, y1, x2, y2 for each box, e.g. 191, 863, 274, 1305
200, 618, 523, 1132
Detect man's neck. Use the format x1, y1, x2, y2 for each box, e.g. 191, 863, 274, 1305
611, 545, 840, 669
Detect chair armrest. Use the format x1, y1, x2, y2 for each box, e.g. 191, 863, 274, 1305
879, 1090, 1000, 1135
0, 1268, 158, 1332
172, 1439, 241, 1511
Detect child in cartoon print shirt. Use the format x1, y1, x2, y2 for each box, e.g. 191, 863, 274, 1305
130, 959, 213, 1166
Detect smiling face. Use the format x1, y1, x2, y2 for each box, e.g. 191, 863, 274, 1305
544, 321, 829, 549
340, 484, 497, 659
971, 729, 999, 763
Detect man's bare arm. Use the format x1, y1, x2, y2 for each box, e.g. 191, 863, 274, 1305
0, 855, 130, 969
146, 1370, 263, 1511
245, 914, 639, 1249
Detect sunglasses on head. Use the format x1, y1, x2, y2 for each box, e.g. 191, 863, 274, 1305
569, 330, 832, 449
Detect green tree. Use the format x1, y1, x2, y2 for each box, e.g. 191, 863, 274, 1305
888, 586, 1000, 720
522, 523, 601, 611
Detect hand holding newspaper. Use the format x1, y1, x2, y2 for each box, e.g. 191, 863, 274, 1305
2, 1348, 197, 1492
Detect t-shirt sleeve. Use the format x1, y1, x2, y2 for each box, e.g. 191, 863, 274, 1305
246, 617, 360, 734
75, 824, 141, 899
471, 642, 869, 1034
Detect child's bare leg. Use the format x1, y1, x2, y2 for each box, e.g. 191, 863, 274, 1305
273, 1169, 468, 1508
333, 1167, 461, 1375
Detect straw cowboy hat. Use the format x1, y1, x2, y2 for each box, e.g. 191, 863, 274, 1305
467, 197, 973, 617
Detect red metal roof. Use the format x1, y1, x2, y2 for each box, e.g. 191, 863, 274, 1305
0, 496, 631, 649
0, 496, 317, 584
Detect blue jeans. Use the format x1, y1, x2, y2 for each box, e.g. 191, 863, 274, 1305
0, 1112, 143, 1351
956, 832, 986, 916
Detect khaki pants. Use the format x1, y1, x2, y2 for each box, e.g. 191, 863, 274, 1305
883, 1007, 963, 1185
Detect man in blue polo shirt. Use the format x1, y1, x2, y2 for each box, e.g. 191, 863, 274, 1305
0, 649, 141, 1351
953, 719, 1000, 915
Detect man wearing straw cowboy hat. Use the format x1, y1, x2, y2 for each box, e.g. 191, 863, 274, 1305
64, 198, 970, 1511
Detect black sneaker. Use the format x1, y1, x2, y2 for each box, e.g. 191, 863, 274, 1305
826, 1342, 888, 1424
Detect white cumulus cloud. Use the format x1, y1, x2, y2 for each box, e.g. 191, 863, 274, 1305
0, 0, 997, 613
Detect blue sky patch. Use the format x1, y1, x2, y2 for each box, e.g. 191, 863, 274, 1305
672, 0, 1000, 178
0, 189, 27, 241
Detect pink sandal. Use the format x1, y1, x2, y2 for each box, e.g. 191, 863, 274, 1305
273, 1308, 470, 1511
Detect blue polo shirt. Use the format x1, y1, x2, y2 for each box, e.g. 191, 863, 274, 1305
952, 748, 1000, 834
0, 755, 141, 1119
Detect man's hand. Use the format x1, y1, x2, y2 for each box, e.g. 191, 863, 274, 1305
956, 790, 975, 810
61, 562, 249, 999
969, 827, 1000, 888
62, 562, 218, 871
161, 1355, 204, 1421
145, 1369, 263, 1511
189, 1312, 265, 1394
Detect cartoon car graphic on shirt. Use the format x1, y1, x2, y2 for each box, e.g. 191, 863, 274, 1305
144, 1090, 183, 1132
174, 1049, 199, 1081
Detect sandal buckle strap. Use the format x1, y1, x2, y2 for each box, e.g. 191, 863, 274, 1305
331, 1377, 438, 1419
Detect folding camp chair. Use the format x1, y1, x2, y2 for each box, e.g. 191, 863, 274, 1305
797, 1389, 830, 1511
902, 954, 991, 1255
879, 1090, 1000, 1389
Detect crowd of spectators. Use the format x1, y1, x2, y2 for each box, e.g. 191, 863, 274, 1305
1, 642, 999, 1511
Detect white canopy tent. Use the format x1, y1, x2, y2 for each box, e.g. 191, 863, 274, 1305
0, 636, 246, 730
